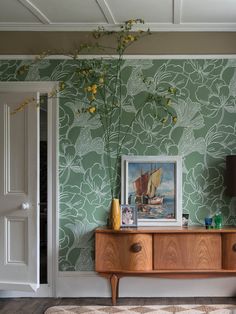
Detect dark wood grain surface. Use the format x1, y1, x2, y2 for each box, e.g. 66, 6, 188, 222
0, 297, 236, 314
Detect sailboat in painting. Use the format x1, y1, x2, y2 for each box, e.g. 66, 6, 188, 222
133, 168, 164, 206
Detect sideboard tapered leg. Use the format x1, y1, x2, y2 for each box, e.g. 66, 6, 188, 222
110, 274, 119, 305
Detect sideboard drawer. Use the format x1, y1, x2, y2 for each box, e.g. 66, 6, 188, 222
222, 233, 236, 270
95, 233, 152, 272
154, 234, 222, 270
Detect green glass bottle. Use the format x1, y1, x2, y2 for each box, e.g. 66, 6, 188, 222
214, 211, 222, 229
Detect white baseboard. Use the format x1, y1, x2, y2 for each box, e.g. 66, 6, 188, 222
57, 272, 236, 298
0, 284, 53, 298
1, 273, 235, 298
56, 272, 110, 297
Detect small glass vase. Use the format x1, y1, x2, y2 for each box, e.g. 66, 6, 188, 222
111, 198, 121, 230
214, 211, 222, 229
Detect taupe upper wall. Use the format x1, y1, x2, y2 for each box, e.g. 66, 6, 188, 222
0, 32, 236, 55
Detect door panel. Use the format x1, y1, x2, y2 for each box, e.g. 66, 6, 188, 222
8, 106, 27, 193
0, 91, 39, 291
6, 217, 28, 264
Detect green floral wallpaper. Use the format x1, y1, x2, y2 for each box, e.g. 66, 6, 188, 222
0, 58, 236, 271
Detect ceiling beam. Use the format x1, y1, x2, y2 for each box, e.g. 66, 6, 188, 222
173, 0, 182, 24
96, 0, 116, 24
18, 0, 51, 24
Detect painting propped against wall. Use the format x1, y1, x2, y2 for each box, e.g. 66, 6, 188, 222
121, 155, 182, 226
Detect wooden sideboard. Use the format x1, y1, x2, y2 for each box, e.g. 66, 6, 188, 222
95, 226, 236, 305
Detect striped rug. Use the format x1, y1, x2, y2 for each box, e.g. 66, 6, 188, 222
44, 304, 236, 314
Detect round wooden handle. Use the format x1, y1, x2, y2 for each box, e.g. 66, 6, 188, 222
232, 243, 236, 252
130, 243, 142, 253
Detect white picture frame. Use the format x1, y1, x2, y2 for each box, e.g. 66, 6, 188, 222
121, 155, 182, 226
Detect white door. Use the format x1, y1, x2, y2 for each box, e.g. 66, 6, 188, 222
0, 88, 39, 291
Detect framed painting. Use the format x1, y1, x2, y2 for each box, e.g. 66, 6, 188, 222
121, 155, 182, 226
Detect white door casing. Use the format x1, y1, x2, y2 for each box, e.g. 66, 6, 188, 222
0, 81, 58, 297
0, 89, 39, 291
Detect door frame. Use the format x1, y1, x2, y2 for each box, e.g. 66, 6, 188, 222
0, 82, 59, 297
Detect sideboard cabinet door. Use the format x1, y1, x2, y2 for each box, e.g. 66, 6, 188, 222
95, 233, 152, 272
154, 234, 222, 270
222, 233, 236, 270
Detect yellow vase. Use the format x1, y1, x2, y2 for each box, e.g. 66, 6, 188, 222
111, 198, 121, 230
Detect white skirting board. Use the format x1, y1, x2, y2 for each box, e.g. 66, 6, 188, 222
56, 272, 236, 298
0, 284, 53, 298
0, 273, 236, 298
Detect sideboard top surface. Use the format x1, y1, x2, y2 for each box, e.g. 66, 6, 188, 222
96, 226, 236, 234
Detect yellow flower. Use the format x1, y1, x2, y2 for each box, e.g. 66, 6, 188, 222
87, 86, 92, 92
127, 19, 135, 25
128, 35, 135, 41
91, 84, 97, 94
172, 116, 177, 123
59, 82, 65, 91
87, 106, 96, 113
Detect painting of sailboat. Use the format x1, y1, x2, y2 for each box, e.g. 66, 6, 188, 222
121, 155, 182, 226
133, 167, 163, 204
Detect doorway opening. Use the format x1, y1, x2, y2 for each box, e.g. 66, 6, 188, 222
40, 95, 48, 284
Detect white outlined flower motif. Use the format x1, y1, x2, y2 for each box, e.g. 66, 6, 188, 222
205, 124, 236, 159
75, 128, 104, 157
178, 128, 206, 157
183, 59, 225, 85
81, 163, 111, 207
59, 143, 85, 185
183, 163, 228, 223
60, 185, 87, 222
172, 97, 204, 129
63, 220, 97, 271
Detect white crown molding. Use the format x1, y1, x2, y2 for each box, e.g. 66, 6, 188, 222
0, 22, 236, 32
18, 0, 51, 24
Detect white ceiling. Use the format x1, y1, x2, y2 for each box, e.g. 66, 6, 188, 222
0, 0, 235, 31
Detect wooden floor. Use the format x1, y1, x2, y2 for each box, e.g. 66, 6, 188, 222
0, 297, 236, 314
